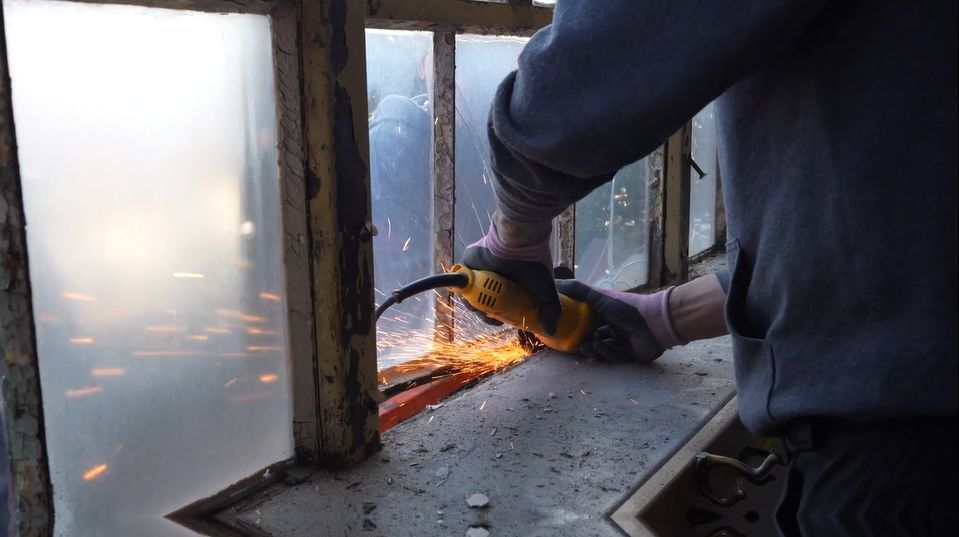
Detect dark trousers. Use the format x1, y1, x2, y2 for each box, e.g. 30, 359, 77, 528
776, 418, 958, 537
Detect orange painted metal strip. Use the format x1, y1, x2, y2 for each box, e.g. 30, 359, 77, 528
379, 371, 474, 433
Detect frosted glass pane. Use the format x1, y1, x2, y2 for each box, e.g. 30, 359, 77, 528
365, 29, 435, 370
575, 160, 650, 290
689, 103, 719, 257
4, 1, 293, 535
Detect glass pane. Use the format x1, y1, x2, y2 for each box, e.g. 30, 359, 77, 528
689, 103, 719, 257
454, 35, 533, 340
575, 160, 650, 290
453, 34, 529, 258
4, 1, 292, 535
365, 29, 434, 370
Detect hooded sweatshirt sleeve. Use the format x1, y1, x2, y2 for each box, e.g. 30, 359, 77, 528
488, 0, 827, 224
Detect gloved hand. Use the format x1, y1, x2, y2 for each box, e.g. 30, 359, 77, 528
555, 279, 686, 363
461, 212, 561, 334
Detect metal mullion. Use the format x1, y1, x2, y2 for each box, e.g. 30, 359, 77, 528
662, 122, 693, 285
366, 0, 551, 33
556, 205, 575, 272
431, 26, 457, 344
300, 0, 380, 463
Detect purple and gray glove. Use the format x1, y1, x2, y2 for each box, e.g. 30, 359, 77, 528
555, 279, 686, 363
461, 212, 561, 334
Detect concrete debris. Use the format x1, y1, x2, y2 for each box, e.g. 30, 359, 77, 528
466, 493, 490, 508
547, 392, 556, 399
435, 466, 450, 479
362, 502, 376, 514
466, 528, 490, 537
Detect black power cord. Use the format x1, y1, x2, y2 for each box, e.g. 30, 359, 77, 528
374, 273, 469, 322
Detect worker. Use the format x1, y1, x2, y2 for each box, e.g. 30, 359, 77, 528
461, 1, 957, 535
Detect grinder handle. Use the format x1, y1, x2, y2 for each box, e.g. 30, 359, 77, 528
448, 264, 597, 353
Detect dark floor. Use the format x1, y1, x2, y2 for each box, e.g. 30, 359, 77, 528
233, 337, 736, 537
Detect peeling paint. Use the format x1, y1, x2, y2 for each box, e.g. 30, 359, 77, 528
302, 0, 380, 465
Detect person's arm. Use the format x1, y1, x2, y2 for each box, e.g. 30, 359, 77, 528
669, 274, 728, 343
489, 0, 827, 226
557, 271, 729, 362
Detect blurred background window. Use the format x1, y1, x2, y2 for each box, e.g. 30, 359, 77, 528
5, 1, 292, 534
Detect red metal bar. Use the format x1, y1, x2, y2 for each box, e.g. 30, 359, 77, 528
378, 371, 475, 432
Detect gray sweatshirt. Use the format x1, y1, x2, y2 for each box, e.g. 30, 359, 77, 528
487, 0, 957, 434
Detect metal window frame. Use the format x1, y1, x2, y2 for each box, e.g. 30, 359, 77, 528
1, 1, 381, 534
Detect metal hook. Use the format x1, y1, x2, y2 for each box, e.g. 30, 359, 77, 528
695, 450, 784, 507
690, 157, 708, 180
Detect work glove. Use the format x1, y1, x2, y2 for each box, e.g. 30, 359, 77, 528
461, 211, 561, 335
555, 280, 686, 363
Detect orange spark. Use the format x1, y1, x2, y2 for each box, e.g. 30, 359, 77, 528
65, 386, 103, 398
629, 397, 639, 405
479, 400, 487, 411
83, 464, 108, 481
224, 378, 238, 388
185, 335, 209, 341
205, 327, 231, 334
37, 313, 60, 323
69, 337, 95, 345
242, 314, 267, 323
259, 374, 279, 383
259, 293, 282, 302
247, 328, 277, 336
146, 325, 178, 333
172, 272, 205, 279
247, 346, 281, 352
61, 291, 94, 302
402, 237, 412, 251
91, 368, 124, 377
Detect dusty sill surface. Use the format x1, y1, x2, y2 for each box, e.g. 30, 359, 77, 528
236, 337, 735, 537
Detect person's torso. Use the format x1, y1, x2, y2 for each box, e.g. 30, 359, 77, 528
716, 0, 958, 434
